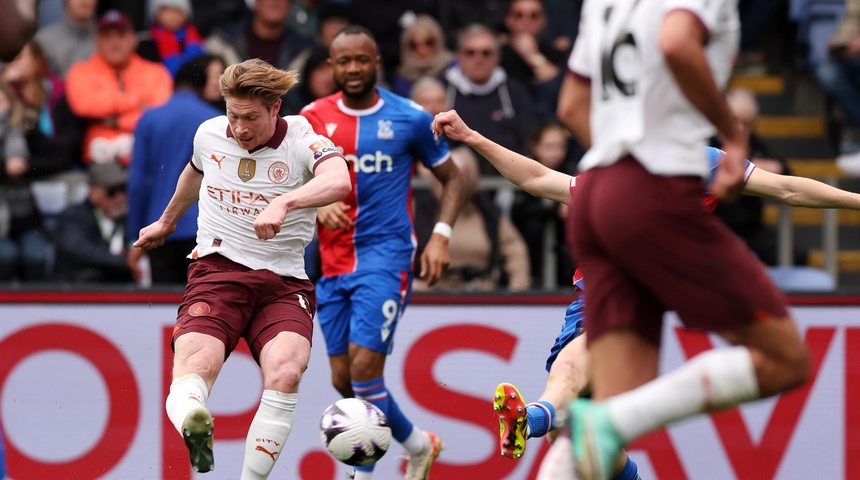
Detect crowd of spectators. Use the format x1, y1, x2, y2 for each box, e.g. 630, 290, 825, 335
0, 0, 830, 290
814, 0, 860, 174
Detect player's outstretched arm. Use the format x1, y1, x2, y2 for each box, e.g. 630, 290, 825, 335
745, 167, 860, 209
433, 110, 572, 205
134, 163, 203, 250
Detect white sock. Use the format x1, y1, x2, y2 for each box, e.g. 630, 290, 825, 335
401, 427, 427, 455
607, 346, 760, 442
165, 374, 209, 434
241, 390, 298, 480
354, 471, 373, 480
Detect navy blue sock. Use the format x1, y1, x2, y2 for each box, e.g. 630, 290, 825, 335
611, 454, 641, 480
525, 401, 555, 438
352, 376, 415, 472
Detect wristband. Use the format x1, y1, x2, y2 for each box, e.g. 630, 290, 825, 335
432, 222, 453, 238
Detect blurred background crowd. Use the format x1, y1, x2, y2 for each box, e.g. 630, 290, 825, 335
1, 0, 857, 291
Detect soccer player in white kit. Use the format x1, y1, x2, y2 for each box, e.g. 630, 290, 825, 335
433, 109, 860, 479
552, 1, 811, 479
134, 59, 351, 479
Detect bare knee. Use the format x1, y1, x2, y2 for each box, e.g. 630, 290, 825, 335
547, 355, 574, 387
172, 334, 226, 384
726, 319, 812, 396
548, 348, 589, 394
754, 343, 810, 396
174, 354, 221, 386
263, 361, 305, 393
349, 347, 385, 382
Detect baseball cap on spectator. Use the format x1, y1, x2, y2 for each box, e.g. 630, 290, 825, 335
88, 162, 129, 189
97, 10, 134, 34
152, 0, 192, 17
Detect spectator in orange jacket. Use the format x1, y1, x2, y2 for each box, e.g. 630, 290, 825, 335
66, 10, 172, 165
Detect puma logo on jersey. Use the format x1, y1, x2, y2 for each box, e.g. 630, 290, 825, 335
325, 123, 338, 137
210, 154, 225, 169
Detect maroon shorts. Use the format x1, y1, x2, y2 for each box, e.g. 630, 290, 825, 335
173, 254, 316, 363
568, 156, 788, 346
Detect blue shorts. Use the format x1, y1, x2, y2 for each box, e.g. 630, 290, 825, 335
316, 269, 413, 356
546, 296, 586, 372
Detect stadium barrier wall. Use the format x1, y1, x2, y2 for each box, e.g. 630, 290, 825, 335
1, 292, 858, 480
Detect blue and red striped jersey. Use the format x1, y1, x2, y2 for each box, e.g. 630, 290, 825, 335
301, 88, 451, 277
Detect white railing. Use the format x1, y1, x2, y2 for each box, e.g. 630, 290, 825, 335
414, 175, 562, 289
417, 174, 844, 290
777, 175, 840, 283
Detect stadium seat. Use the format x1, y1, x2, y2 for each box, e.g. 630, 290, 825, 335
766, 266, 836, 292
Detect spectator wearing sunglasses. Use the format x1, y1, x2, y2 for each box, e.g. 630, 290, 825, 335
53, 162, 136, 284
501, 0, 565, 84
500, 0, 567, 118
443, 24, 539, 179
391, 15, 453, 98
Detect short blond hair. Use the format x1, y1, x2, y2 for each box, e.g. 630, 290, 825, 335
219, 59, 300, 109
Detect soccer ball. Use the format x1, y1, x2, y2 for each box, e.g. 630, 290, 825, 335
320, 398, 392, 466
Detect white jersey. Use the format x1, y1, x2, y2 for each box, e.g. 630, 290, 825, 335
189, 115, 341, 278
569, 0, 740, 177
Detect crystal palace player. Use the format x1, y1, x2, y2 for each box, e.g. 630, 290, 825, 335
300, 26, 465, 480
